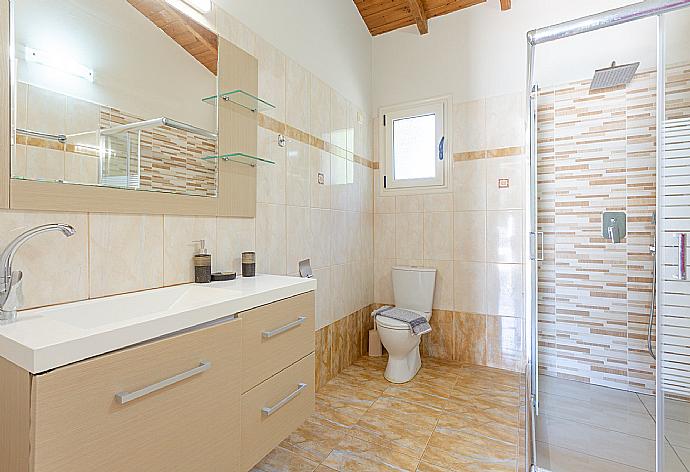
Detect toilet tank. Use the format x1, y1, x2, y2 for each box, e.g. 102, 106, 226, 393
392, 266, 436, 313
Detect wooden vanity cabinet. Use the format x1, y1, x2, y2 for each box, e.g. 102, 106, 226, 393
0, 291, 316, 472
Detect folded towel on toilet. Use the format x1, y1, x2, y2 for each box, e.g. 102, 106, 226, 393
373, 306, 432, 336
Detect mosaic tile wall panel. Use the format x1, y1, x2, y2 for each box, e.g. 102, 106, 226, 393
536, 67, 670, 395
100, 107, 217, 197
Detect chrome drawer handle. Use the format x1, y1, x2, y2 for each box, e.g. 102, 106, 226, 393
115, 361, 211, 405
262, 383, 307, 417
262, 316, 307, 339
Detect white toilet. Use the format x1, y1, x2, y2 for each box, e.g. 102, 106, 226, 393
375, 266, 436, 383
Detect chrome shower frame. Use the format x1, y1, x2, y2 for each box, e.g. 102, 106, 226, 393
524, 2, 690, 471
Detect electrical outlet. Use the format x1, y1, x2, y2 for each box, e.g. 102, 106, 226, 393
318, 173, 325, 185
498, 178, 510, 188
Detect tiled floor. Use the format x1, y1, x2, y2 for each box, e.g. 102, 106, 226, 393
536, 375, 690, 472
251, 356, 524, 472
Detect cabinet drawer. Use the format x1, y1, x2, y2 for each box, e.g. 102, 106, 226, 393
240, 292, 314, 392
31, 318, 242, 472
241, 353, 315, 471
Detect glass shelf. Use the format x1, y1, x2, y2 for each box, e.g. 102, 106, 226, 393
202, 90, 275, 112
202, 152, 275, 166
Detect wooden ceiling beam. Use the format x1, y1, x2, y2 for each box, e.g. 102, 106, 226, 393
406, 0, 429, 35
500, 0, 511, 10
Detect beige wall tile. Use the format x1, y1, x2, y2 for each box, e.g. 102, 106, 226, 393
26, 147, 64, 182
286, 58, 310, 132
89, 213, 163, 298
286, 205, 312, 275
331, 155, 348, 210
453, 211, 486, 262
453, 159, 486, 211
255, 203, 286, 275
395, 212, 423, 260
0, 211, 88, 310
12, 144, 27, 178
257, 127, 286, 205
486, 93, 524, 150
66, 97, 100, 147
310, 208, 332, 269
27, 85, 66, 134
16, 82, 27, 129
286, 139, 310, 207
374, 259, 395, 305
454, 261, 486, 314
331, 263, 350, 321
485, 210, 523, 264
216, 12, 255, 55
423, 193, 453, 212
423, 212, 453, 261
425, 259, 454, 311
374, 213, 395, 260
331, 91, 348, 151
453, 99, 486, 152
310, 75, 331, 143
374, 195, 396, 214
486, 156, 525, 211
256, 36, 286, 122
163, 215, 217, 285
331, 210, 348, 265
486, 263, 523, 318
216, 217, 255, 274
310, 147, 331, 209
64, 153, 98, 185
396, 194, 424, 213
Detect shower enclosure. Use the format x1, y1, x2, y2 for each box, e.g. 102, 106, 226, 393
526, 2, 690, 471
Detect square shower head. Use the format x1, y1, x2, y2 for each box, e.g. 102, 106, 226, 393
590, 61, 640, 91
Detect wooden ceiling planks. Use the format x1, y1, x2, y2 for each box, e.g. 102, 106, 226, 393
355, 0, 510, 36
127, 0, 218, 75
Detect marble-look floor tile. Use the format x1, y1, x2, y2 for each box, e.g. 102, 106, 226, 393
322, 435, 419, 472
439, 407, 519, 446
383, 385, 447, 411
422, 428, 516, 471
415, 462, 454, 472
251, 446, 319, 472
313, 395, 369, 429
281, 419, 348, 463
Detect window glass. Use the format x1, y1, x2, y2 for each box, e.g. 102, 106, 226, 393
392, 113, 436, 180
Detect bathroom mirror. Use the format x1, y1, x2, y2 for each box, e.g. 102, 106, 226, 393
11, 0, 220, 197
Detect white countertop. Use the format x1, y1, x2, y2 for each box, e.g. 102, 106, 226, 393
0, 275, 316, 374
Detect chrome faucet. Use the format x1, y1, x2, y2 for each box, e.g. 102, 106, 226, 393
0, 224, 76, 323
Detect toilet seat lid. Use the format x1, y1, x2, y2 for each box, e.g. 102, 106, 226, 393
376, 310, 431, 330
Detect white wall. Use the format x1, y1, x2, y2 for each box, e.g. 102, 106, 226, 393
213, 0, 372, 111
372, 0, 666, 111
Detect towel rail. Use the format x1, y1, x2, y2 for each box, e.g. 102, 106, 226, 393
16, 128, 67, 144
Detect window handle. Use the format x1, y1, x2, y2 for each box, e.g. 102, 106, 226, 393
438, 136, 445, 161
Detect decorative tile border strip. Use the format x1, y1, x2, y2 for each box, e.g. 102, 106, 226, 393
453, 146, 525, 162
258, 113, 375, 169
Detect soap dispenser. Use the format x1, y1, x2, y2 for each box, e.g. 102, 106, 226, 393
193, 240, 212, 283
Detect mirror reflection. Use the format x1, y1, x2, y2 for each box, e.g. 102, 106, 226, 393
12, 0, 219, 197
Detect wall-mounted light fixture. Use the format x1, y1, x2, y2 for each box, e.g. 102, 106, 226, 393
24, 47, 94, 82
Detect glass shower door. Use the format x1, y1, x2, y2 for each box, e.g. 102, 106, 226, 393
658, 7, 690, 472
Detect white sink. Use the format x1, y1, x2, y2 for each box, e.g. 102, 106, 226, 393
40, 285, 240, 330
0, 275, 317, 374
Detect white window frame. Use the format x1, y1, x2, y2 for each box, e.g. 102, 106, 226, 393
380, 96, 451, 194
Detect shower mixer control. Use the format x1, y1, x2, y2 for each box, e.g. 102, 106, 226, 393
602, 211, 626, 244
